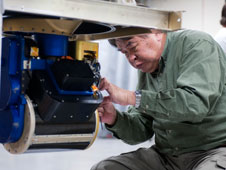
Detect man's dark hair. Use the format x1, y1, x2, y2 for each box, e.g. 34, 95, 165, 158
108, 37, 131, 48
108, 39, 117, 48
108, 34, 149, 48
220, 3, 226, 26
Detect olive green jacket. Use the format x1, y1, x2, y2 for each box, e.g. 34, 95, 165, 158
107, 30, 226, 156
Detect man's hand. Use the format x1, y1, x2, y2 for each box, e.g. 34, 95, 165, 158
97, 99, 117, 125
99, 78, 136, 106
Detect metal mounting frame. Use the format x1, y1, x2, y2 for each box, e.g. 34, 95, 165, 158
2, 0, 182, 40
3, 0, 181, 29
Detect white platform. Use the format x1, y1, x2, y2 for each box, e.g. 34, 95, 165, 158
0, 137, 154, 170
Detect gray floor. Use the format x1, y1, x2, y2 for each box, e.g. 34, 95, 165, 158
0, 137, 154, 170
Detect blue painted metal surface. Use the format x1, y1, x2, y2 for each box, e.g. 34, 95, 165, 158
29, 59, 46, 70
0, 110, 13, 143
0, 36, 25, 143
34, 34, 68, 57
0, 38, 12, 110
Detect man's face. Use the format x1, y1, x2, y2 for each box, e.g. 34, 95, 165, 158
115, 34, 164, 73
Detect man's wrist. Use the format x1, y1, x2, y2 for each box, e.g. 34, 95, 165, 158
105, 112, 118, 128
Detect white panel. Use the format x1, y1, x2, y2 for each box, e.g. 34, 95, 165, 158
3, 0, 177, 30
203, 0, 225, 36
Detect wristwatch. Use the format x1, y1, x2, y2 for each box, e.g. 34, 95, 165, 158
135, 90, 142, 108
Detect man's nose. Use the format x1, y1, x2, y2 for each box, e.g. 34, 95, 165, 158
128, 54, 137, 63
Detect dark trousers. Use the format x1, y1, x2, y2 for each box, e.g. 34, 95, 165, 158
91, 145, 226, 170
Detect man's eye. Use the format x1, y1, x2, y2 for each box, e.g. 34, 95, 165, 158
127, 42, 137, 51
127, 41, 135, 48
129, 46, 137, 54
132, 46, 137, 51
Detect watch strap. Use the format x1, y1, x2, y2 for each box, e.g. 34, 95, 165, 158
135, 90, 141, 108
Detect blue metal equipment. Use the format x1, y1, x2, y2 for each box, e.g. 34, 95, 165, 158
0, 27, 103, 154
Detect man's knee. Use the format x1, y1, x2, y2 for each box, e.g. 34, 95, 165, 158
194, 147, 226, 170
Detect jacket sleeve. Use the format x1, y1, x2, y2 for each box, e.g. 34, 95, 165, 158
106, 107, 154, 145
137, 40, 226, 123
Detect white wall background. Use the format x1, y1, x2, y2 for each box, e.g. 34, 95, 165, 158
0, 0, 225, 170
145, 0, 225, 36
